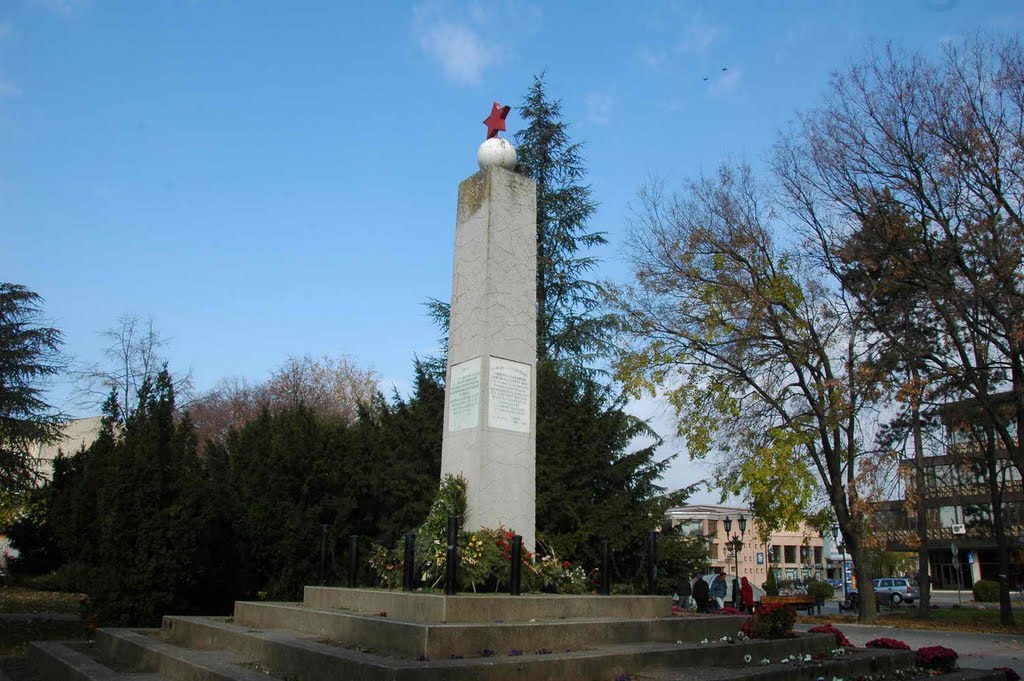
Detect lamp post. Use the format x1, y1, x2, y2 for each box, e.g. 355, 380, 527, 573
723, 514, 747, 579
831, 524, 847, 603
705, 533, 715, 574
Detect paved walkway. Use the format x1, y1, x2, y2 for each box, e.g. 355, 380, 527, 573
797, 622, 1024, 675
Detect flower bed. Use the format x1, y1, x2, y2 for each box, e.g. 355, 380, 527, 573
915, 645, 958, 672
866, 637, 911, 650
807, 623, 852, 647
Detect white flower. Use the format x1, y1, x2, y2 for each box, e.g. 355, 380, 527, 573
805, 654, 812, 662
701, 638, 709, 644
833, 677, 844, 681
676, 640, 683, 645
721, 635, 730, 641
761, 659, 771, 666
781, 659, 789, 664
744, 655, 752, 663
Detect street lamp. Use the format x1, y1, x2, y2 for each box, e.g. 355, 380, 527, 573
723, 515, 747, 582
831, 524, 847, 602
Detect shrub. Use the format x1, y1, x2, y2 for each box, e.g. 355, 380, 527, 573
748, 602, 795, 639
808, 624, 852, 648
994, 668, 1020, 681
715, 606, 743, 615
763, 570, 780, 596
22, 562, 93, 593
916, 645, 958, 672
806, 580, 835, 600
973, 579, 1000, 602
866, 638, 910, 650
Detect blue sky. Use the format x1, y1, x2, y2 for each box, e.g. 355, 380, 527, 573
3, 0, 1022, 496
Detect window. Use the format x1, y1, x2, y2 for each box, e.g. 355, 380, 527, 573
814, 546, 823, 564
706, 519, 717, 536
784, 545, 797, 563
770, 545, 781, 563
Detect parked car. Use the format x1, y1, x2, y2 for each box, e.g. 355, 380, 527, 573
873, 577, 919, 604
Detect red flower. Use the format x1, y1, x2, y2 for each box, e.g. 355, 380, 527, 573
808, 624, 852, 648
916, 645, 958, 672
866, 638, 910, 650
562, 561, 571, 569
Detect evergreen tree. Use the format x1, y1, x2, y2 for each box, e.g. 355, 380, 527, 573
0, 283, 65, 493
514, 73, 613, 364
48, 371, 233, 625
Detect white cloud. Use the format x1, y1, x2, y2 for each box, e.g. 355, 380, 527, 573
638, 6, 724, 72
584, 92, 613, 125
708, 68, 740, 98
0, 73, 22, 98
417, 20, 494, 85
31, 0, 89, 16
413, 2, 540, 86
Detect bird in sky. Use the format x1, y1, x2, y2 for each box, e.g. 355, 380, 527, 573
722, 67, 728, 72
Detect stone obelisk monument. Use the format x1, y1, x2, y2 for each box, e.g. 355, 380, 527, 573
440, 103, 537, 551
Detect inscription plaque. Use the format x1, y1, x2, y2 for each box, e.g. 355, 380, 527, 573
488, 356, 531, 433
448, 357, 481, 431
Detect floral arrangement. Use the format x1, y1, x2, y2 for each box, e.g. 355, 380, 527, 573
745, 602, 796, 639
993, 668, 1020, 681
807, 624, 852, 648
915, 645, 958, 672
369, 475, 587, 593
526, 553, 588, 594
865, 638, 910, 650
368, 544, 404, 590
715, 606, 744, 615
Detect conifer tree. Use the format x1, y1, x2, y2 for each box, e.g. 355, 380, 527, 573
0, 283, 65, 493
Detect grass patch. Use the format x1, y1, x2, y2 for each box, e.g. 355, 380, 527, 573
0, 587, 83, 614
800, 605, 1024, 635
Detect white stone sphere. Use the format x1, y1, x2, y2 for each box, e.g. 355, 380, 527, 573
477, 137, 517, 170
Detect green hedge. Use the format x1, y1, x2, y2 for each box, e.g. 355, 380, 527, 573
806, 580, 835, 599
973, 579, 999, 602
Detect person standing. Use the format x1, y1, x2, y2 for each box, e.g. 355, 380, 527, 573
693, 575, 710, 613
710, 573, 728, 610
731, 576, 741, 609
740, 576, 754, 612
677, 572, 693, 609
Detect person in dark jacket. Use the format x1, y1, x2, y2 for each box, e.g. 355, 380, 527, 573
731, 576, 742, 608
692, 575, 710, 613
677, 573, 693, 609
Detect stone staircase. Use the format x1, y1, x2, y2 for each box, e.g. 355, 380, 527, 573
15, 588, 1002, 681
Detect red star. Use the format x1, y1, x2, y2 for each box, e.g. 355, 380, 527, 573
483, 102, 511, 140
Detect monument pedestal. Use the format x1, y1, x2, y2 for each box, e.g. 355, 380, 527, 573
441, 165, 537, 550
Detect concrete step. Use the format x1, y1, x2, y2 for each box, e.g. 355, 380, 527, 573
25, 640, 162, 681
302, 587, 672, 623
159, 615, 840, 681
91, 629, 274, 681
232, 601, 750, 658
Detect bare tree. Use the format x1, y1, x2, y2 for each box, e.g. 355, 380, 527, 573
73, 313, 192, 418
188, 354, 380, 444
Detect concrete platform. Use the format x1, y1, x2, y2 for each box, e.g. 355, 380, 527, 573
301, 586, 672, 623
233, 600, 746, 658
19, 588, 997, 681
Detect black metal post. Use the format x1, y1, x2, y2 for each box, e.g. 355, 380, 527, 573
403, 532, 416, 592
647, 531, 658, 595
510, 535, 522, 596
348, 535, 360, 587
445, 515, 459, 596
319, 524, 329, 586
599, 539, 610, 595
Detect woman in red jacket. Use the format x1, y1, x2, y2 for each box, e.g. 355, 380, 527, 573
740, 576, 754, 612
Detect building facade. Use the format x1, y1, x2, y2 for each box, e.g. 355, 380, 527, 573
871, 393, 1024, 589
664, 504, 827, 589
